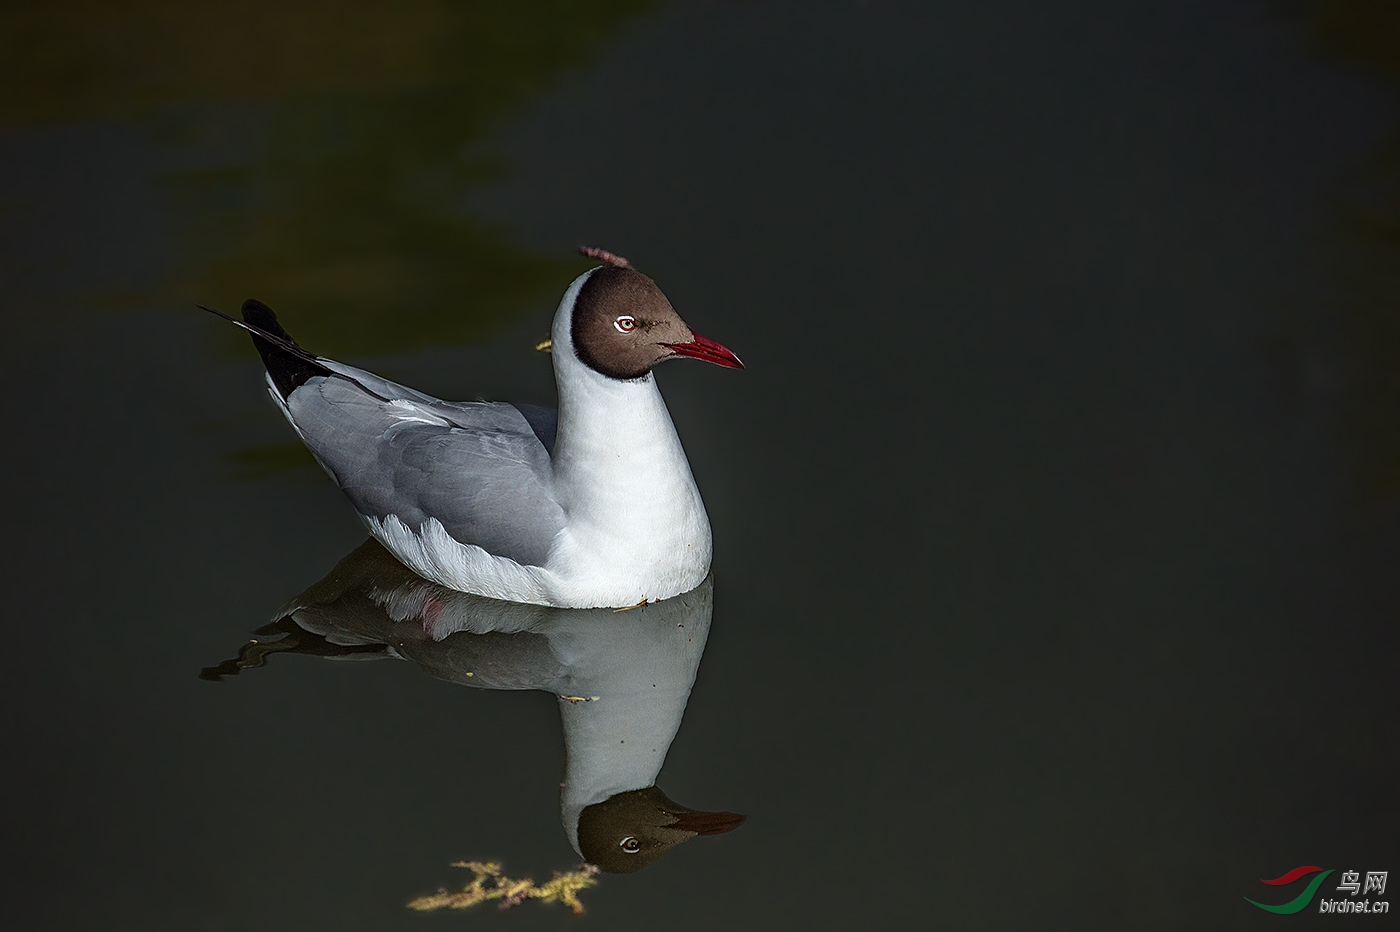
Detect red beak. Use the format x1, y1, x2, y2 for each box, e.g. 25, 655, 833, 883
667, 809, 747, 835
665, 331, 744, 369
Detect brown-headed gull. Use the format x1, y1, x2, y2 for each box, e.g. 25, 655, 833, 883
206, 260, 742, 609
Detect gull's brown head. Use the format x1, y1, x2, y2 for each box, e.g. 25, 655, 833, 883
570, 267, 743, 381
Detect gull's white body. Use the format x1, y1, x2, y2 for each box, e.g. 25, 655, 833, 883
263, 270, 712, 609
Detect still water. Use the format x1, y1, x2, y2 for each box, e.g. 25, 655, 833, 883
1, 2, 1396, 929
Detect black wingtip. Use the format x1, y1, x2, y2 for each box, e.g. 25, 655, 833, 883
241, 298, 295, 344
240, 298, 330, 398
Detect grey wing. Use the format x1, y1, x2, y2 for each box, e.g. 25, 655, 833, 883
281, 371, 566, 568
320, 360, 558, 454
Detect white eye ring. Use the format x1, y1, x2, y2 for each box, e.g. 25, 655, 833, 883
614, 316, 636, 333
620, 836, 641, 853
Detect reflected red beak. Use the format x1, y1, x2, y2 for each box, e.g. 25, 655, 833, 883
664, 331, 744, 369
667, 809, 747, 835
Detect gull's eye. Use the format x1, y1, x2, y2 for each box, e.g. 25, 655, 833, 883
619, 836, 641, 853
614, 316, 637, 333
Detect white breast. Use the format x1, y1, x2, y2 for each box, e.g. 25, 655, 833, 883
544, 376, 711, 606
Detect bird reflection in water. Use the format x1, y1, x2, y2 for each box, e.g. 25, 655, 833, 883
204, 539, 744, 889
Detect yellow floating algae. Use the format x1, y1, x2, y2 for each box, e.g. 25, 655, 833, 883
407, 860, 600, 916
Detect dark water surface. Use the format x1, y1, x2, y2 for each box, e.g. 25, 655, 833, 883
2, 2, 1397, 929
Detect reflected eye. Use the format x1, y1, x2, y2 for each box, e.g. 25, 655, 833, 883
614, 316, 637, 333
619, 836, 641, 853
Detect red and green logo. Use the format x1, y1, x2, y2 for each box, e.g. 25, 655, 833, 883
1245, 866, 1334, 914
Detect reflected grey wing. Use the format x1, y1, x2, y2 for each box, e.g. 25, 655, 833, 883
284, 375, 566, 567
398, 631, 567, 691
269, 538, 572, 690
